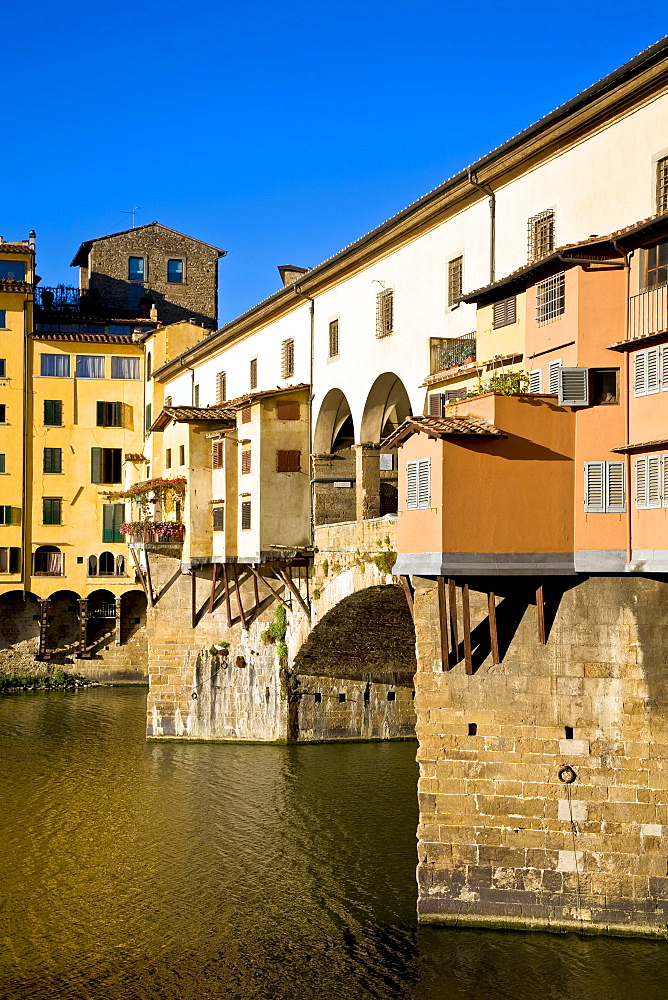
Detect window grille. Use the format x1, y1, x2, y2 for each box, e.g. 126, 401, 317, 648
276, 401, 300, 420
241, 449, 251, 474
328, 320, 339, 358
212, 507, 224, 531
194, 384, 200, 407
430, 333, 476, 373
536, 273, 565, 325
281, 339, 295, 379
406, 459, 430, 510
528, 209, 556, 261
212, 441, 224, 469
584, 461, 625, 513
241, 500, 251, 530
634, 347, 660, 396
216, 371, 226, 404
276, 450, 300, 472
448, 257, 463, 306
250, 357, 258, 390
493, 296, 516, 329
375, 288, 393, 338
528, 369, 542, 393
558, 367, 589, 407
635, 455, 662, 509
658, 156, 668, 214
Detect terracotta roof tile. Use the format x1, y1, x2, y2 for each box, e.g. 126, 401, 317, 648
150, 405, 236, 431
381, 414, 503, 448
223, 383, 310, 409
32, 331, 138, 344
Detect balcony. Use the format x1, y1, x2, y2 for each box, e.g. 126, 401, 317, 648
122, 522, 185, 548
430, 333, 476, 374
628, 282, 668, 341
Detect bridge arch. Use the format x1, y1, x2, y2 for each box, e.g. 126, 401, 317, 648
314, 388, 354, 455
360, 372, 411, 445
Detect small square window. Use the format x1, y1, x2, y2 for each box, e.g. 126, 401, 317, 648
179, 444, 185, 466
167, 259, 184, 283
338, 692, 346, 703
592, 369, 619, 405
0, 310, 6, 328
128, 257, 145, 281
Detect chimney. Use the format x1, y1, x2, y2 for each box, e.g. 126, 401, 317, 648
29, 230, 36, 251
150, 305, 158, 321
278, 264, 309, 287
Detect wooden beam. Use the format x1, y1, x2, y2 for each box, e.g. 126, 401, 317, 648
232, 563, 248, 630
208, 562, 219, 614
488, 590, 500, 664
115, 597, 122, 646
221, 563, 232, 627
537, 579, 546, 645
462, 582, 473, 675
252, 567, 259, 609
129, 545, 149, 601
142, 543, 154, 608
437, 576, 448, 671
191, 570, 197, 629
400, 575, 414, 615
249, 566, 290, 609
448, 578, 458, 664
37, 599, 50, 661
276, 566, 311, 620
77, 598, 88, 658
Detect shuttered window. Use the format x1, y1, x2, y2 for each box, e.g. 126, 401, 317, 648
179, 445, 185, 466
96, 401, 123, 427
529, 369, 542, 393
102, 503, 125, 543
0, 547, 20, 573
0, 455, 5, 473
329, 319, 339, 358
406, 459, 430, 510
276, 450, 300, 472
281, 339, 295, 379
44, 400, 62, 426
241, 501, 251, 530
376, 288, 394, 338
212, 507, 224, 531
276, 401, 300, 420
429, 394, 444, 417
635, 455, 662, 509
547, 359, 562, 394
448, 257, 463, 306
493, 296, 517, 328
42, 498, 62, 525
241, 449, 251, 474
250, 358, 258, 390
216, 371, 227, 404
658, 157, 668, 214
194, 384, 200, 407
91, 448, 122, 484
558, 367, 589, 407
0, 505, 12, 525
165, 449, 172, 469
145, 403, 152, 434
584, 461, 626, 513
43, 448, 62, 474
212, 441, 224, 469
241, 405, 251, 424
634, 347, 660, 396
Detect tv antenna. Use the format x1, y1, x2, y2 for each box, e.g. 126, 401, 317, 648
119, 207, 141, 228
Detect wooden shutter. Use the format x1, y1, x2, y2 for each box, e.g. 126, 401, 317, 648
329, 319, 339, 357
277, 450, 300, 472
528, 369, 542, 393
663, 455, 668, 508
112, 504, 124, 541
281, 339, 295, 378
558, 368, 589, 406
584, 462, 604, 512
634, 351, 646, 396
216, 371, 226, 404
44, 448, 61, 474
91, 447, 102, 484
241, 500, 251, 530
145, 404, 152, 433
96, 401, 105, 426
212, 441, 224, 469
606, 462, 626, 513
212, 507, 224, 530
417, 459, 431, 508
636, 456, 648, 508
241, 405, 251, 424
113, 402, 123, 427
493, 296, 516, 329
44, 399, 62, 425
429, 393, 444, 417
647, 348, 660, 394
647, 455, 662, 508
406, 461, 418, 509
102, 504, 114, 542
276, 401, 300, 420
9, 547, 19, 573
250, 358, 257, 390
662, 347, 668, 391
241, 449, 251, 474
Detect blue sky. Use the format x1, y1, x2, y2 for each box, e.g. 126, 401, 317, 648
3, 3, 663, 324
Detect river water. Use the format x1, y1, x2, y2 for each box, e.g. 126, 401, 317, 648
2, 688, 668, 1000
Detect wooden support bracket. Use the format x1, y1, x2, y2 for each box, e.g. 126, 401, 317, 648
141, 543, 155, 608
232, 563, 248, 630
221, 563, 233, 627
489, 590, 500, 664
537, 579, 546, 645
462, 582, 473, 675
250, 566, 290, 610
275, 566, 311, 621
208, 562, 219, 614
448, 578, 458, 664
437, 576, 448, 671
400, 575, 414, 616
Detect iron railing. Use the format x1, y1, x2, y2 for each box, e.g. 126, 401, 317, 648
430, 332, 476, 374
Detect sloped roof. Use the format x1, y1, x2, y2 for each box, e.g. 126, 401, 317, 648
223, 383, 310, 409
32, 331, 140, 344
382, 415, 504, 448
70, 221, 226, 267
150, 405, 236, 432
0, 242, 33, 254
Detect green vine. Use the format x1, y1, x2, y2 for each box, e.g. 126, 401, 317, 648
268, 605, 288, 659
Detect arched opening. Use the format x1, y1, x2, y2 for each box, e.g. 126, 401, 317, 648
47, 590, 81, 661
87, 589, 117, 655
360, 372, 411, 445
120, 590, 148, 646
99, 551, 115, 576
0, 591, 40, 658
313, 389, 356, 526
88, 554, 98, 576
33, 545, 63, 576
355, 373, 411, 519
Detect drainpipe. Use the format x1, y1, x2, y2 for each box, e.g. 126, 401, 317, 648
294, 285, 315, 546
179, 359, 196, 406
21, 292, 30, 597
468, 170, 495, 283
613, 241, 634, 568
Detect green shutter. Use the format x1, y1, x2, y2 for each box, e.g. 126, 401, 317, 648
0, 454, 6, 473
2, 506, 10, 525
9, 547, 19, 573
145, 404, 152, 434
113, 402, 123, 427
112, 503, 124, 542
102, 504, 114, 542
45, 400, 63, 425
91, 447, 102, 484
96, 401, 105, 426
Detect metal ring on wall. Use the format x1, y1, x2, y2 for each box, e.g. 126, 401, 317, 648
558, 765, 577, 784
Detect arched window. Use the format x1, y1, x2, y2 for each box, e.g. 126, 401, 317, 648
146, 352, 152, 381
99, 551, 115, 576
115, 554, 125, 576
87, 554, 98, 576
34, 546, 63, 576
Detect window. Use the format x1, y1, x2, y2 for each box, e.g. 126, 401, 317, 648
0, 360, 5, 377
0, 546, 19, 573
99, 551, 116, 575
0, 505, 11, 524
241, 500, 251, 530
212, 507, 224, 531
96, 401, 123, 427
406, 459, 430, 510
212, 441, 224, 469
276, 401, 299, 420
250, 357, 258, 390
165, 448, 172, 469
0, 310, 5, 328
528, 209, 555, 261
0, 261, 25, 281
557, 368, 589, 407
33, 545, 62, 575
41, 354, 70, 377
657, 156, 668, 214
645, 241, 668, 290
102, 504, 125, 543
42, 498, 62, 525
493, 296, 516, 328
592, 369, 619, 405
164, 396, 172, 408
0, 455, 5, 473
44, 400, 63, 425
146, 353, 152, 380
111, 356, 140, 380
76, 355, 105, 379
448, 256, 463, 306
241, 405, 251, 424
281, 339, 295, 379
376, 288, 393, 338
0, 405, 6, 423
241, 449, 251, 474
536, 273, 565, 324
145, 403, 152, 434
128, 257, 145, 280
634, 347, 660, 396
584, 461, 626, 513
328, 319, 339, 358
276, 450, 300, 472
429, 393, 444, 416
91, 448, 122, 484
216, 371, 227, 404
528, 369, 542, 393
43, 448, 62, 474
167, 259, 184, 283
635, 455, 663, 509
88, 554, 98, 576
194, 384, 200, 407
116, 554, 125, 575
179, 444, 185, 466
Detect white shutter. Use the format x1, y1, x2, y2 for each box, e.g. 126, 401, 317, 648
584, 462, 605, 512
417, 459, 431, 509
634, 351, 646, 396
662, 347, 668, 391
663, 455, 668, 508
406, 461, 418, 510
647, 347, 660, 394
559, 367, 589, 407
529, 369, 542, 393
548, 359, 562, 395
636, 456, 648, 509
647, 455, 662, 508
606, 462, 626, 513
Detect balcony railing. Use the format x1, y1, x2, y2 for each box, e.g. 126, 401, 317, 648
628, 282, 668, 341
430, 333, 476, 374
122, 522, 185, 546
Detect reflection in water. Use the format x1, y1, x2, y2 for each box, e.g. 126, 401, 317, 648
1, 689, 667, 1000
